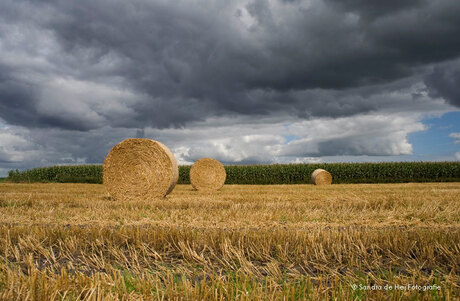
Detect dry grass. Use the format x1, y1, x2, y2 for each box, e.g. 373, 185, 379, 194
0, 183, 459, 300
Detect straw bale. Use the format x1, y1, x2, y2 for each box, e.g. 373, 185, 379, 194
311, 168, 332, 185
103, 138, 178, 200
190, 158, 226, 191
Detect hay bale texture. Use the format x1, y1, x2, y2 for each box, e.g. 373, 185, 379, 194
190, 158, 226, 191
103, 138, 178, 200
311, 168, 332, 185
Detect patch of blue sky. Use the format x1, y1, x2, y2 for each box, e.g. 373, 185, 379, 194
282, 123, 301, 144
283, 135, 300, 144
408, 111, 460, 158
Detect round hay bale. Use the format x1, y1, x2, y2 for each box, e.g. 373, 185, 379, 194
103, 138, 178, 200
190, 158, 226, 191
311, 168, 332, 185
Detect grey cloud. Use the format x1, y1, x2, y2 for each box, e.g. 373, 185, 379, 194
280, 113, 426, 157
317, 136, 407, 157
1, 0, 459, 131
325, 0, 426, 19
0, 107, 451, 176
0, 80, 40, 127
0, 125, 137, 173
425, 60, 460, 107
0, 0, 459, 174
135, 129, 145, 138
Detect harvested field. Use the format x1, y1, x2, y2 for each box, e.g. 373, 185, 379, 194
0, 182, 459, 300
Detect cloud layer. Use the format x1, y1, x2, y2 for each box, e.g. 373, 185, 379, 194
0, 0, 459, 174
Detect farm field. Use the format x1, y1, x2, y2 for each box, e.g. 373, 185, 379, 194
0, 182, 459, 300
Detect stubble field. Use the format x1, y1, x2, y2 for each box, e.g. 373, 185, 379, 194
0, 183, 459, 300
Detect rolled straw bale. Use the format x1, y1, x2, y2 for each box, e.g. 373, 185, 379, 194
311, 168, 332, 185
190, 158, 226, 191
103, 138, 178, 200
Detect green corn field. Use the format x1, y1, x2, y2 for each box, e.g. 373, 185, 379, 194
6, 161, 460, 184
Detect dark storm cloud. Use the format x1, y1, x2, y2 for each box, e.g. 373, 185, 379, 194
0, 0, 459, 132
0, 78, 104, 131
325, 0, 426, 19
0, 79, 39, 127
425, 60, 460, 107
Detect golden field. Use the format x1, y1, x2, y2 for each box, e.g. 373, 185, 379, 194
0, 183, 459, 300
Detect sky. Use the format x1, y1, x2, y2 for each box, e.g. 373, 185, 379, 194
0, 0, 459, 176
